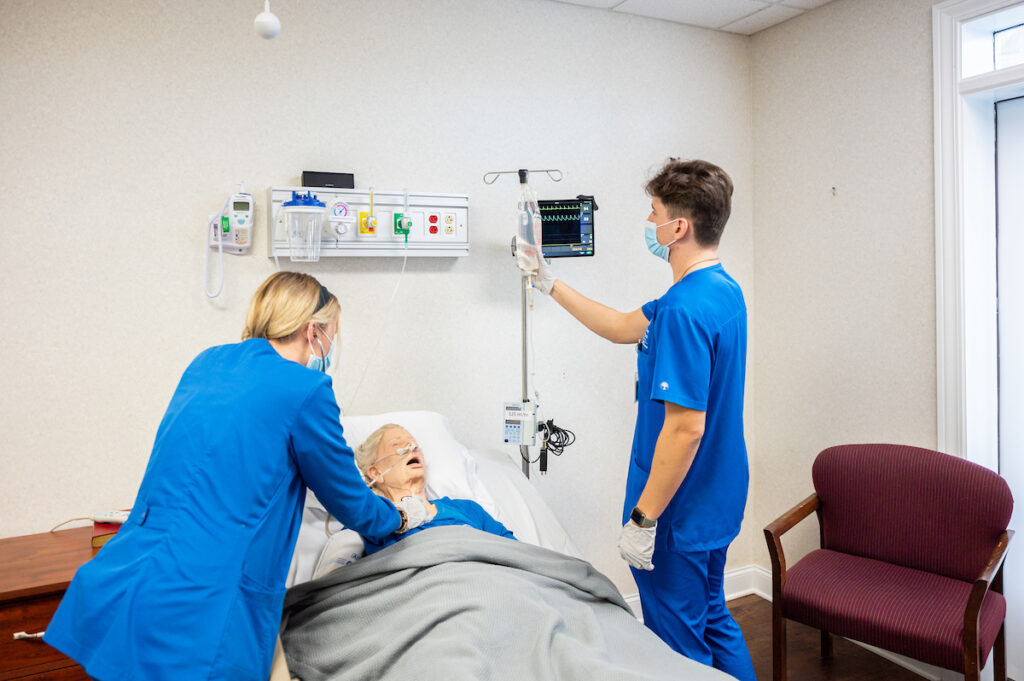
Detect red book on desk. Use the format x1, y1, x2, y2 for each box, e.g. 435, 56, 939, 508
91, 522, 120, 548
91, 510, 131, 548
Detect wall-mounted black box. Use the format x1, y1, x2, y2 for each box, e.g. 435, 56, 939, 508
302, 171, 355, 189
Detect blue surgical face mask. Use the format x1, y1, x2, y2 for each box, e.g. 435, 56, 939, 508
645, 219, 680, 261
306, 334, 336, 373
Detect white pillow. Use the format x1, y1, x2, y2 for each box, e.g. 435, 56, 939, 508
312, 529, 365, 580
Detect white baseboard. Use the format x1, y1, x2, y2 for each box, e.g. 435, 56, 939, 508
622, 563, 1003, 681
724, 563, 773, 601
622, 592, 643, 619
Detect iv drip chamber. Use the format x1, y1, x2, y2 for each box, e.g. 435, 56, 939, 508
515, 170, 543, 276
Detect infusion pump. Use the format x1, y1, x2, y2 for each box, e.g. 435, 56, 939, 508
503, 402, 537, 447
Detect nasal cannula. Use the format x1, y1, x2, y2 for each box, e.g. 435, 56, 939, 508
368, 443, 420, 487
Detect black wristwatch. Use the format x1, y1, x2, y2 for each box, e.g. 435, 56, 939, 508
630, 506, 657, 528
396, 507, 408, 533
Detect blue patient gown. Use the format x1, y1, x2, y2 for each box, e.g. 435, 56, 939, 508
363, 497, 514, 555
44, 339, 400, 681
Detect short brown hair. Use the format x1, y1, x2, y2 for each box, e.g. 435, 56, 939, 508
645, 159, 733, 247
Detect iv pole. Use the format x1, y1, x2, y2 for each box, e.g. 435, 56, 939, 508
520, 273, 530, 476
483, 168, 563, 478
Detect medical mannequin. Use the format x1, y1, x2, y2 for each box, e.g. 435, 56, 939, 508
354, 425, 514, 554
44, 272, 428, 681
532, 160, 755, 681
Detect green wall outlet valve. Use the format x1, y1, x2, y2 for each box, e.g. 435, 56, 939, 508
393, 212, 411, 239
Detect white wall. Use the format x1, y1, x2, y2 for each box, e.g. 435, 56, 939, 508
0, 0, 754, 593
750, 0, 940, 566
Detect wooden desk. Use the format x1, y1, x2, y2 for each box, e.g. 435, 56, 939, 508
0, 528, 94, 680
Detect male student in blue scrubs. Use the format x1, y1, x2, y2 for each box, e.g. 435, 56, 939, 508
532, 159, 755, 681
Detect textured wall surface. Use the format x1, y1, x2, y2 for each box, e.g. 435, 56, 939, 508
750, 0, 939, 568
0, 0, 754, 593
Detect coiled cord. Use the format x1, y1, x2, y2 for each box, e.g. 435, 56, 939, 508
539, 419, 575, 456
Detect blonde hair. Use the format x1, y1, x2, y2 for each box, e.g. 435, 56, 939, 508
242, 272, 340, 341
354, 424, 403, 494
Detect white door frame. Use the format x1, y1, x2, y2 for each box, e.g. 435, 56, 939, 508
934, 0, 1024, 468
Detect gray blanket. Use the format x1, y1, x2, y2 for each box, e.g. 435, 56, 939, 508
281, 526, 735, 681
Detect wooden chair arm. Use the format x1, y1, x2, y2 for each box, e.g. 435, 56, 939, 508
765, 493, 820, 539
974, 529, 1013, 588
963, 529, 1013, 666
763, 493, 819, 593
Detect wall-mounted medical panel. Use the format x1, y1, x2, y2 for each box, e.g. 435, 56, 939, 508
268, 186, 469, 259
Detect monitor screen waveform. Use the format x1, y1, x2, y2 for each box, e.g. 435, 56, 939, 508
538, 199, 595, 257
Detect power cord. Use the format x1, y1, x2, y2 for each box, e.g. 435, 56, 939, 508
519, 447, 542, 465
49, 517, 92, 532
537, 419, 575, 474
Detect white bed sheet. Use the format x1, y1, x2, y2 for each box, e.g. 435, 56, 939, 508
471, 448, 581, 559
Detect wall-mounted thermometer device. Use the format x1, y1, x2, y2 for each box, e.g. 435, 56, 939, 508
205, 183, 253, 298
210, 191, 255, 255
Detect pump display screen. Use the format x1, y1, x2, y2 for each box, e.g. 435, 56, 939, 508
538, 199, 595, 258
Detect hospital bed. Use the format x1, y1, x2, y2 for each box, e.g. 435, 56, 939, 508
269, 411, 734, 681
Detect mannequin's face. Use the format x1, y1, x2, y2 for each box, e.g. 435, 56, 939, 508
368, 427, 425, 498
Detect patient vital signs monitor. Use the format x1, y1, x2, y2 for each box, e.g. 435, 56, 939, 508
539, 197, 595, 258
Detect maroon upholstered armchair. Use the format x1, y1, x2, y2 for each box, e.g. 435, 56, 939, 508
764, 444, 1014, 681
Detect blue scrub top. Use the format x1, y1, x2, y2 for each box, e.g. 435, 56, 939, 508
363, 497, 515, 555
44, 338, 401, 681
624, 265, 749, 552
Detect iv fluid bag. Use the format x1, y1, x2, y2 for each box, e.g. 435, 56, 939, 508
516, 181, 543, 275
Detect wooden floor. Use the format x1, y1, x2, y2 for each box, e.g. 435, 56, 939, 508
729, 595, 927, 681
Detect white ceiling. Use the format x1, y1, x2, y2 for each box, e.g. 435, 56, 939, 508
543, 0, 835, 35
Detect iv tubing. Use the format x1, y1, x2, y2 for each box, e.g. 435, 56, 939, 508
343, 244, 409, 414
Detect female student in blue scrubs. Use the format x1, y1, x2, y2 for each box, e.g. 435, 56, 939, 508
531, 159, 755, 681
44, 272, 429, 681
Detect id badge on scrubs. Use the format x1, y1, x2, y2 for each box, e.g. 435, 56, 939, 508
636, 327, 652, 404
635, 341, 642, 403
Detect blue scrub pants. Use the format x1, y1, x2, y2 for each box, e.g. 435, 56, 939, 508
631, 545, 756, 681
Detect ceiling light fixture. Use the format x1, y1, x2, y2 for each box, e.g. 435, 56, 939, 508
254, 0, 281, 39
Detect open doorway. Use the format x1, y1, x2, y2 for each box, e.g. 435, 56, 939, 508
996, 94, 1024, 680
935, 2, 1024, 678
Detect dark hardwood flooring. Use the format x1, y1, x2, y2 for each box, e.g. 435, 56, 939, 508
729, 595, 928, 681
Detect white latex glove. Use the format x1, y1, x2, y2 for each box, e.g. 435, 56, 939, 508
397, 496, 430, 533
619, 521, 656, 571
533, 257, 556, 295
